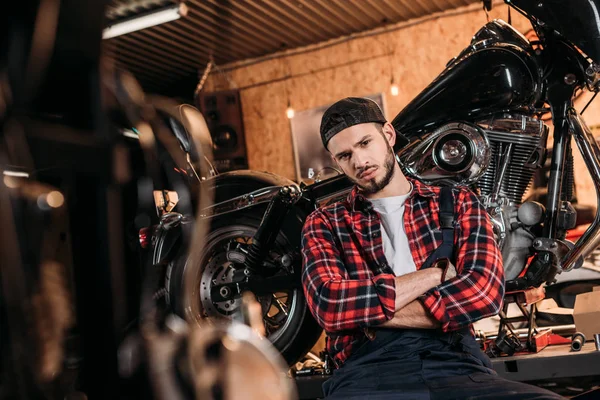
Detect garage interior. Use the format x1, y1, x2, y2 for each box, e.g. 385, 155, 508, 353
2, 0, 600, 399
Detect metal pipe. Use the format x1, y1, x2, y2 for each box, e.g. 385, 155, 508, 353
199, 186, 291, 218
481, 324, 576, 340
544, 113, 571, 237
571, 332, 586, 351
561, 113, 600, 271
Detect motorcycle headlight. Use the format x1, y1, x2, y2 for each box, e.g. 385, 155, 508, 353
397, 122, 491, 186
433, 133, 474, 172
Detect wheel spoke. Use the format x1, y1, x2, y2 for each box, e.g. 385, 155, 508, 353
272, 295, 289, 317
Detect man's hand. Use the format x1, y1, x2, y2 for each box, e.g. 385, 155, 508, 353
379, 300, 440, 329
392, 268, 442, 312
379, 262, 455, 330
435, 259, 457, 282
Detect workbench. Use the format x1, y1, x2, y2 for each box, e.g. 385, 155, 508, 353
492, 341, 600, 382
294, 342, 600, 399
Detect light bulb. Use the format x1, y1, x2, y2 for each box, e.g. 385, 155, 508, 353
46, 191, 65, 208
286, 106, 295, 119
390, 83, 399, 96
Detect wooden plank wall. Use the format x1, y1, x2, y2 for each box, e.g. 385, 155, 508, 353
203, 2, 600, 207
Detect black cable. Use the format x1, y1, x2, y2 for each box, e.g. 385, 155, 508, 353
581, 91, 598, 115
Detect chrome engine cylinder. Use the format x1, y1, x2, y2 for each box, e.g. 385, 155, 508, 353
476, 114, 548, 204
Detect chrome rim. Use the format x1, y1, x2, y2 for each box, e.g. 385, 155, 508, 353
189, 224, 298, 345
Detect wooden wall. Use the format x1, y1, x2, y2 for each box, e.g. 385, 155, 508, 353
203, 2, 600, 207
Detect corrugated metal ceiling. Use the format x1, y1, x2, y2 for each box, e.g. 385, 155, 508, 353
103, 0, 480, 98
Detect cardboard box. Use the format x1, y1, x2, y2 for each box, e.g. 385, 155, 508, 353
573, 286, 600, 341
538, 298, 574, 315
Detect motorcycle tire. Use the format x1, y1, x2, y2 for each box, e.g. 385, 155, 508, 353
165, 214, 323, 366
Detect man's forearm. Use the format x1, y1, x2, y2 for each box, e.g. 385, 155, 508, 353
379, 299, 440, 329
393, 268, 442, 311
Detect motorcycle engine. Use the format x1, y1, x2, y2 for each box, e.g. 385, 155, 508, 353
398, 114, 549, 280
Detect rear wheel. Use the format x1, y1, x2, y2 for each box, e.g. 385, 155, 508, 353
166, 214, 322, 365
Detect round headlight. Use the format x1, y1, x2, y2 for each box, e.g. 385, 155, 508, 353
439, 139, 468, 165
433, 133, 473, 172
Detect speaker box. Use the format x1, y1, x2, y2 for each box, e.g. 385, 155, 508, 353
198, 89, 249, 172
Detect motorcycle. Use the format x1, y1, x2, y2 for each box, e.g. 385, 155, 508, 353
154, 0, 600, 365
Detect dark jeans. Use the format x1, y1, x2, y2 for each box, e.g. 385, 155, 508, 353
322, 329, 565, 400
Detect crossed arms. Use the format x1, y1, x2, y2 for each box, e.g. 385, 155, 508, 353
301, 189, 505, 333
379, 269, 445, 329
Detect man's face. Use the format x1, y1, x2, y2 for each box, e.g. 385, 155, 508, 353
328, 122, 397, 195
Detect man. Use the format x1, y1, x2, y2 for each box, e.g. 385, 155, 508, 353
300, 97, 563, 399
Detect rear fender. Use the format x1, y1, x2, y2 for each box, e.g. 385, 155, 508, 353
203, 170, 309, 248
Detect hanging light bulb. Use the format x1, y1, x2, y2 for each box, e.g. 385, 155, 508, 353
390, 77, 399, 96
286, 100, 295, 119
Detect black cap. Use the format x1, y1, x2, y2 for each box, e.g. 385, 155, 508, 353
319, 97, 409, 151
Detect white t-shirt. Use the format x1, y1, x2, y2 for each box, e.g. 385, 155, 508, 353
369, 188, 417, 277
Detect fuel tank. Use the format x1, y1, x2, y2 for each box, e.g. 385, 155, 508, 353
392, 20, 542, 138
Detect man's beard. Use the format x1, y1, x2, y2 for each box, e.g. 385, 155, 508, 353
353, 150, 396, 195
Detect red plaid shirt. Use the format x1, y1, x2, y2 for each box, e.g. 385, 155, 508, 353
301, 177, 504, 367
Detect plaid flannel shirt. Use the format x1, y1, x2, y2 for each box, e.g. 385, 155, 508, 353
301, 177, 504, 367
